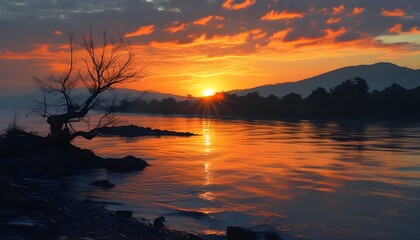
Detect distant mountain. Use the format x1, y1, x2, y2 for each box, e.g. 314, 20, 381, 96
229, 62, 420, 97
0, 89, 187, 111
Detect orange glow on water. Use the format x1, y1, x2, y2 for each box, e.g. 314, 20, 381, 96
72, 115, 420, 239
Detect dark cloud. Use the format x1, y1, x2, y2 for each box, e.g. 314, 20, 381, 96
335, 30, 363, 43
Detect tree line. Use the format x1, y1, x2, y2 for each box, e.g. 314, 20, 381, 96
117, 77, 420, 120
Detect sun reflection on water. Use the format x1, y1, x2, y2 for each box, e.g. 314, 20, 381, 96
70, 115, 420, 240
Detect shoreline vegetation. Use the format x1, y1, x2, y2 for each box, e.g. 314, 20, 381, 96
116, 78, 420, 121
0, 126, 283, 240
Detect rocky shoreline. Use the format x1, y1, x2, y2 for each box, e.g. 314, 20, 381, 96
1, 176, 204, 240
0, 130, 204, 239
1, 128, 285, 240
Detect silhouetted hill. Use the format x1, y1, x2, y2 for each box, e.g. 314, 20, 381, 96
230, 62, 420, 97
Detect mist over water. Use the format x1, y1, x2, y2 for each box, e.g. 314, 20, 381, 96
2, 113, 420, 239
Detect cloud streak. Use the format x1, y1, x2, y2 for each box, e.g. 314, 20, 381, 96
125, 25, 155, 37
222, 0, 256, 10
261, 10, 303, 20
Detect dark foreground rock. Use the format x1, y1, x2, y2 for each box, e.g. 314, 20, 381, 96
0, 177, 202, 240
0, 132, 150, 177
153, 216, 166, 228
0, 133, 201, 239
97, 125, 198, 137
105, 155, 149, 173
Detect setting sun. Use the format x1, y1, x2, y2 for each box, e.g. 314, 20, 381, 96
1, 1, 420, 240
203, 88, 214, 97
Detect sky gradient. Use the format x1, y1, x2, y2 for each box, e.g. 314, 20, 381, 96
0, 0, 419, 96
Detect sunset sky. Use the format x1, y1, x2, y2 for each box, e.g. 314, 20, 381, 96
0, 0, 419, 96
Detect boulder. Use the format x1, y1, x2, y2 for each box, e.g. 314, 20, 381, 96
153, 216, 165, 228
226, 226, 256, 240
90, 180, 115, 188
105, 156, 149, 173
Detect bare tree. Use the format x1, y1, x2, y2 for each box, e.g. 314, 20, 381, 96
33, 31, 144, 143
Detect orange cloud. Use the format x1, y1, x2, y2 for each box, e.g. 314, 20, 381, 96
1, 44, 53, 60
193, 15, 224, 25
222, 0, 256, 10
381, 8, 405, 17
389, 24, 403, 33
326, 17, 341, 24
269, 28, 294, 42
165, 22, 188, 33
124, 25, 154, 37
352, 6, 365, 15
409, 27, 420, 34
332, 4, 345, 15
261, 10, 303, 20
54, 30, 63, 35
194, 15, 213, 25
250, 29, 267, 40
389, 24, 420, 34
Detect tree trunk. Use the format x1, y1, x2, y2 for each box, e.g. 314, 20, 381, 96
47, 115, 71, 144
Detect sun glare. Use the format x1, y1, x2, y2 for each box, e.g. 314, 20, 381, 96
203, 88, 214, 97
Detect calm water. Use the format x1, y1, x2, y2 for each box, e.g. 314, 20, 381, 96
1, 112, 420, 239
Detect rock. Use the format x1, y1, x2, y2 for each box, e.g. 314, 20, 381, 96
90, 180, 115, 188
153, 216, 165, 228
105, 156, 149, 173
75, 148, 98, 161
226, 226, 256, 240
115, 210, 132, 218
97, 125, 198, 137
